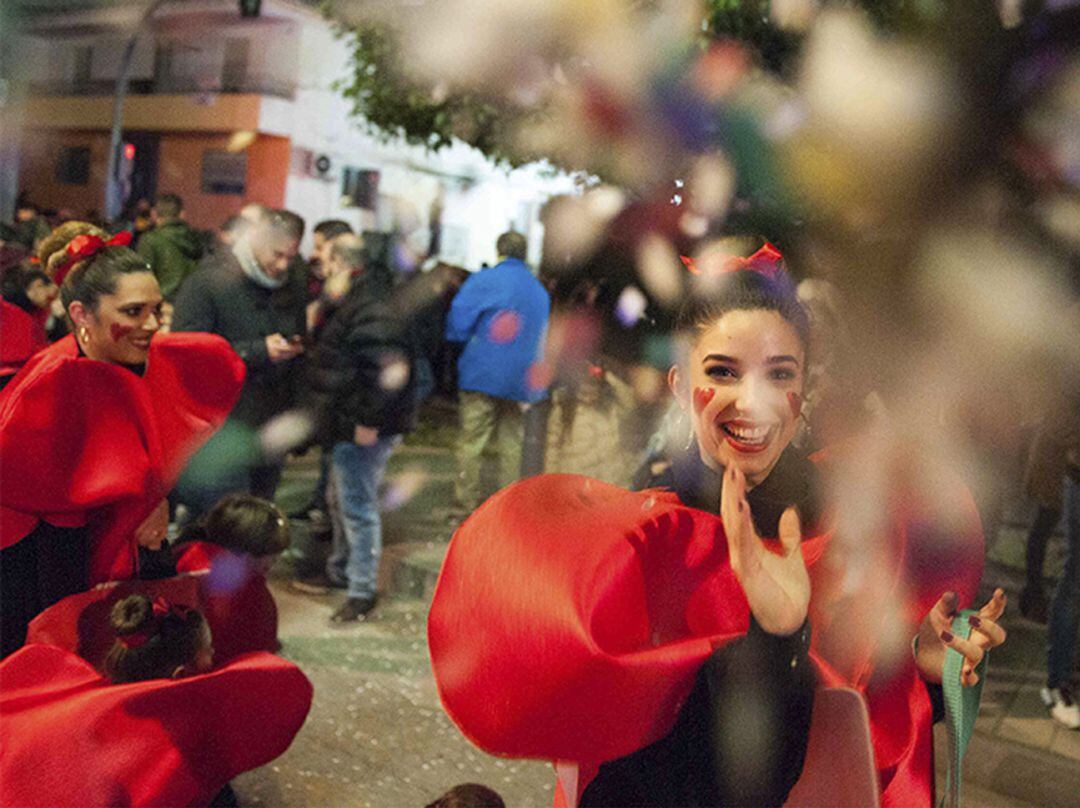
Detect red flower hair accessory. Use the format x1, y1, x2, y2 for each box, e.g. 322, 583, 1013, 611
679, 240, 785, 280
118, 597, 191, 649
53, 230, 133, 285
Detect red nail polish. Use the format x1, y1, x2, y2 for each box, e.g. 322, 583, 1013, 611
941, 631, 954, 643
968, 616, 981, 628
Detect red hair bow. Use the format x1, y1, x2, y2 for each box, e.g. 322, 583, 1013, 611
118, 597, 189, 649
53, 230, 133, 285
679, 241, 784, 279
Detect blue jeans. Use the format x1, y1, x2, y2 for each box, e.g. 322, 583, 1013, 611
326, 437, 399, 600
1048, 474, 1080, 688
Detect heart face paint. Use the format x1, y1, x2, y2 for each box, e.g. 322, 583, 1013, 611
110, 323, 134, 343
692, 386, 715, 416
787, 391, 802, 418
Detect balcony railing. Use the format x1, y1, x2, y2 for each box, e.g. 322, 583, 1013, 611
28, 74, 295, 99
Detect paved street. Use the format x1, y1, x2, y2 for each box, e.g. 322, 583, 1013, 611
233, 402, 1080, 807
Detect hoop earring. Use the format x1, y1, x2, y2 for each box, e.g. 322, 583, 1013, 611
78, 326, 90, 343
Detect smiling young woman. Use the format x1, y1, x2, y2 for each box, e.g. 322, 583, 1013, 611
430, 257, 1005, 807
0, 222, 245, 658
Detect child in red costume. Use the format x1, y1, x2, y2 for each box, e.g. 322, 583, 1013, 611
0, 642, 311, 807
169, 493, 289, 660
103, 594, 214, 683
3, 593, 311, 806
0, 221, 245, 657
26, 495, 288, 665
429, 266, 1007, 807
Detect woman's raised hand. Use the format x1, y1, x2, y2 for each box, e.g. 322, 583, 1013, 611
915, 588, 1007, 686
720, 463, 810, 636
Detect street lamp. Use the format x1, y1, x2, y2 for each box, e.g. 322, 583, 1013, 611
105, 0, 264, 220
103, 0, 168, 222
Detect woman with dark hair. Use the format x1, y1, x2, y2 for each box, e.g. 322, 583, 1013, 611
430, 249, 1006, 807
0, 221, 245, 657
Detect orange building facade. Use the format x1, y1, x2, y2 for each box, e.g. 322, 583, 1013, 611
17, 93, 290, 230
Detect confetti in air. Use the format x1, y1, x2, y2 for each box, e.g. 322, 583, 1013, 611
259, 410, 314, 459
382, 468, 430, 511
615, 285, 648, 327
379, 357, 411, 392
487, 310, 522, 344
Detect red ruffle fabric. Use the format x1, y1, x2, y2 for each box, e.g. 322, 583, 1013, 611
0, 644, 311, 807
26, 557, 278, 668
429, 473, 983, 807
0, 332, 245, 581
0, 300, 48, 379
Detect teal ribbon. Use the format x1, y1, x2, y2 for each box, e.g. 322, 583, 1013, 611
938, 608, 987, 808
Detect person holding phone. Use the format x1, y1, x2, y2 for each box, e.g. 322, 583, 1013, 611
172, 208, 308, 514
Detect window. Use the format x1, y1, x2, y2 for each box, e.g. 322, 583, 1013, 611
73, 45, 93, 90
341, 167, 379, 210
201, 150, 246, 195
222, 37, 250, 92
55, 146, 91, 185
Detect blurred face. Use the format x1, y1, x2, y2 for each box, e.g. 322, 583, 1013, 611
70, 272, 163, 365
671, 309, 805, 489
251, 227, 299, 279
26, 278, 58, 309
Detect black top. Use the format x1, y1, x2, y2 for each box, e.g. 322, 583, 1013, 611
656, 442, 825, 538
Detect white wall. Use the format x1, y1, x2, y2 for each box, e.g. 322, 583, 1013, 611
277, 5, 576, 268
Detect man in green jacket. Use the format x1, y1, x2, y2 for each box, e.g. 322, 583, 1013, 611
138, 193, 204, 300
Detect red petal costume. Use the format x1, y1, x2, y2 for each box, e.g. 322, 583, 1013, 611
26, 551, 278, 668
0, 300, 48, 382
0, 643, 312, 807
0, 332, 245, 581
175, 541, 281, 661
428, 472, 984, 806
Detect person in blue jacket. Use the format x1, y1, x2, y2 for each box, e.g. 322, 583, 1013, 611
445, 231, 550, 514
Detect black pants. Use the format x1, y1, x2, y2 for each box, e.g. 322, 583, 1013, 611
0, 522, 90, 658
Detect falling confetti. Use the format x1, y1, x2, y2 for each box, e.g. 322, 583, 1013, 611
379, 356, 411, 391
487, 310, 522, 344
259, 410, 315, 459
615, 285, 648, 327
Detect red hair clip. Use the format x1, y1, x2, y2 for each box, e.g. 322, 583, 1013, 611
53, 230, 133, 285
118, 597, 189, 649
680, 241, 785, 280
151, 596, 191, 620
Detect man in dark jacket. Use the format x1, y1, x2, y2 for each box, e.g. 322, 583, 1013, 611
300, 234, 419, 622
172, 208, 307, 513
137, 193, 204, 300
